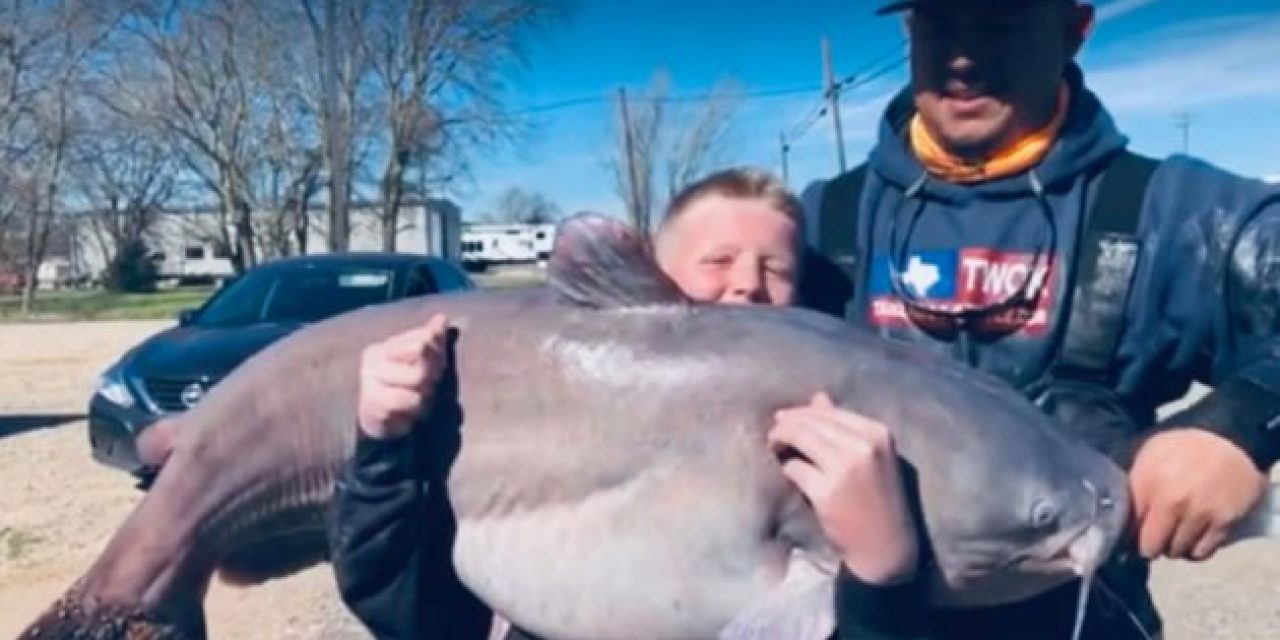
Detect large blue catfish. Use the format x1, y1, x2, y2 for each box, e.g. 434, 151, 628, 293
25, 213, 1228, 640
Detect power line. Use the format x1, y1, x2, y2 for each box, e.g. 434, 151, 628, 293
843, 52, 909, 94
788, 102, 828, 141
837, 40, 907, 89
782, 39, 908, 147
507, 83, 821, 117
509, 38, 906, 123
664, 84, 819, 103
783, 55, 906, 145
508, 95, 607, 115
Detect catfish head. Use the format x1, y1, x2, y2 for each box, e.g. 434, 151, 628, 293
865, 361, 1133, 610
927, 442, 1129, 609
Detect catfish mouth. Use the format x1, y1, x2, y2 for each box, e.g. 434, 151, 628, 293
927, 530, 1096, 609
930, 480, 1129, 610
1013, 480, 1129, 585
928, 530, 1090, 609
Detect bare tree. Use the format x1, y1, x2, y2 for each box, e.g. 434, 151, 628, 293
358, 0, 564, 251
299, 0, 366, 253
610, 75, 665, 236
664, 80, 741, 199
71, 118, 178, 271
0, 0, 117, 311
256, 47, 323, 259
259, 148, 321, 259
488, 186, 560, 224
18, 66, 71, 313
609, 68, 742, 235
0, 173, 17, 265
0, 0, 581, 303
98, 0, 293, 275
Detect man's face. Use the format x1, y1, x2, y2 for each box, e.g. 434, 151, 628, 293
655, 195, 798, 307
908, 1, 1093, 158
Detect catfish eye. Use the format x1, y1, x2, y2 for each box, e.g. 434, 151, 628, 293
1030, 499, 1060, 529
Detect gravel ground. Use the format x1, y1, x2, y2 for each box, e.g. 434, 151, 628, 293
0, 321, 368, 639
0, 320, 1277, 639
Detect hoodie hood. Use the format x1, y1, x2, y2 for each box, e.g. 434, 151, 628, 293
869, 64, 1129, 201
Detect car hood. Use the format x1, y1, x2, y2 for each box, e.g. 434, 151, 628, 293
124, 322, 302, 380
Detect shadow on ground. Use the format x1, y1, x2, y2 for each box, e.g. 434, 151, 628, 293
0, 414, 83, 440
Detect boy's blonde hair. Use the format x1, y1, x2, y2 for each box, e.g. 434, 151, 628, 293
654, 168, 807, 280
658, 167, 806, 240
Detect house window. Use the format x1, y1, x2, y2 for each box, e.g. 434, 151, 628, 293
212, 242, 231, 259
185, 246, 206, 260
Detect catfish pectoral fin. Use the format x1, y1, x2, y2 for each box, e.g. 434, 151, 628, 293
718, 551, 836, 640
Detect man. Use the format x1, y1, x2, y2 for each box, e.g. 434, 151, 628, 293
330, 168, 922, 639
801, 0, 1280, 637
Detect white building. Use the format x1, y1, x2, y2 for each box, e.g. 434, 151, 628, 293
64, 198, 462, 285
35, 256, 76, 289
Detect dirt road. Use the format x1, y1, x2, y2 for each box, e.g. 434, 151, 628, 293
0, 321, 367, 639
1, 320, 1278, 638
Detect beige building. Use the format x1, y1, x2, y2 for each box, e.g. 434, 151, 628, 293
63, 198, 462, 286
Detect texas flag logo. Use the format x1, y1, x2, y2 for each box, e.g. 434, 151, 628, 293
900, 255, 944, 298
868, 248, 1055, 336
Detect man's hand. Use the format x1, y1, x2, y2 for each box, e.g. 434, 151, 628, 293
1130, 427, 1267, 561
357, 313, 450, 440
767, 392, 919, 585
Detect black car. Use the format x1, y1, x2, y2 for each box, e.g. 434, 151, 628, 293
88, 252, 475, 483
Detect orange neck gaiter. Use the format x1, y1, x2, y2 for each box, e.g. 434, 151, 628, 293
909, 84, 1070, 184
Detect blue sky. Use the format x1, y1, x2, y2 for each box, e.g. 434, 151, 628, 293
456, 0, 1280, 220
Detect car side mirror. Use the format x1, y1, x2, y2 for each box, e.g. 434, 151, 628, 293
177, 308, 198, 326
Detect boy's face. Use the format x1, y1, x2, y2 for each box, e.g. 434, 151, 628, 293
656, 195, 798, 307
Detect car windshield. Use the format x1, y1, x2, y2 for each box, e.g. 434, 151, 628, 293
194, 264, 399, 328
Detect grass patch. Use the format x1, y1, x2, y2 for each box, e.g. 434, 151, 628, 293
0, 287, 214, 323
0, 265, 544, 322
0, 527, 42, 561
471, 266, 547, 291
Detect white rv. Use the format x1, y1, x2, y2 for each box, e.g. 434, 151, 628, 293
461, 223, 556, 270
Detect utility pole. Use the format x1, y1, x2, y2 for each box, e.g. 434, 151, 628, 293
1174, 111, 1193, 154
779, 132, 790, 183
618, 87, 646, 234
822, 37, 847, 173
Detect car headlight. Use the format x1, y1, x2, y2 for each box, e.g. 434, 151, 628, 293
95, 369, 135, 409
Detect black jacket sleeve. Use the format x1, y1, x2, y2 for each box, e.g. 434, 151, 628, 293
832, 456, 933, 640
328, 429, 495, 640
1128, 161, 1280, 468
833, 568, 931, 639
329, 431, 431, 639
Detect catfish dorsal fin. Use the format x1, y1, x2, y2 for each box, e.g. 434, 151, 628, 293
547, 212, 689, 308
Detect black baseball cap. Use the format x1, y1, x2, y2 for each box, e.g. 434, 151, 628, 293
875, 0, 1072, 16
